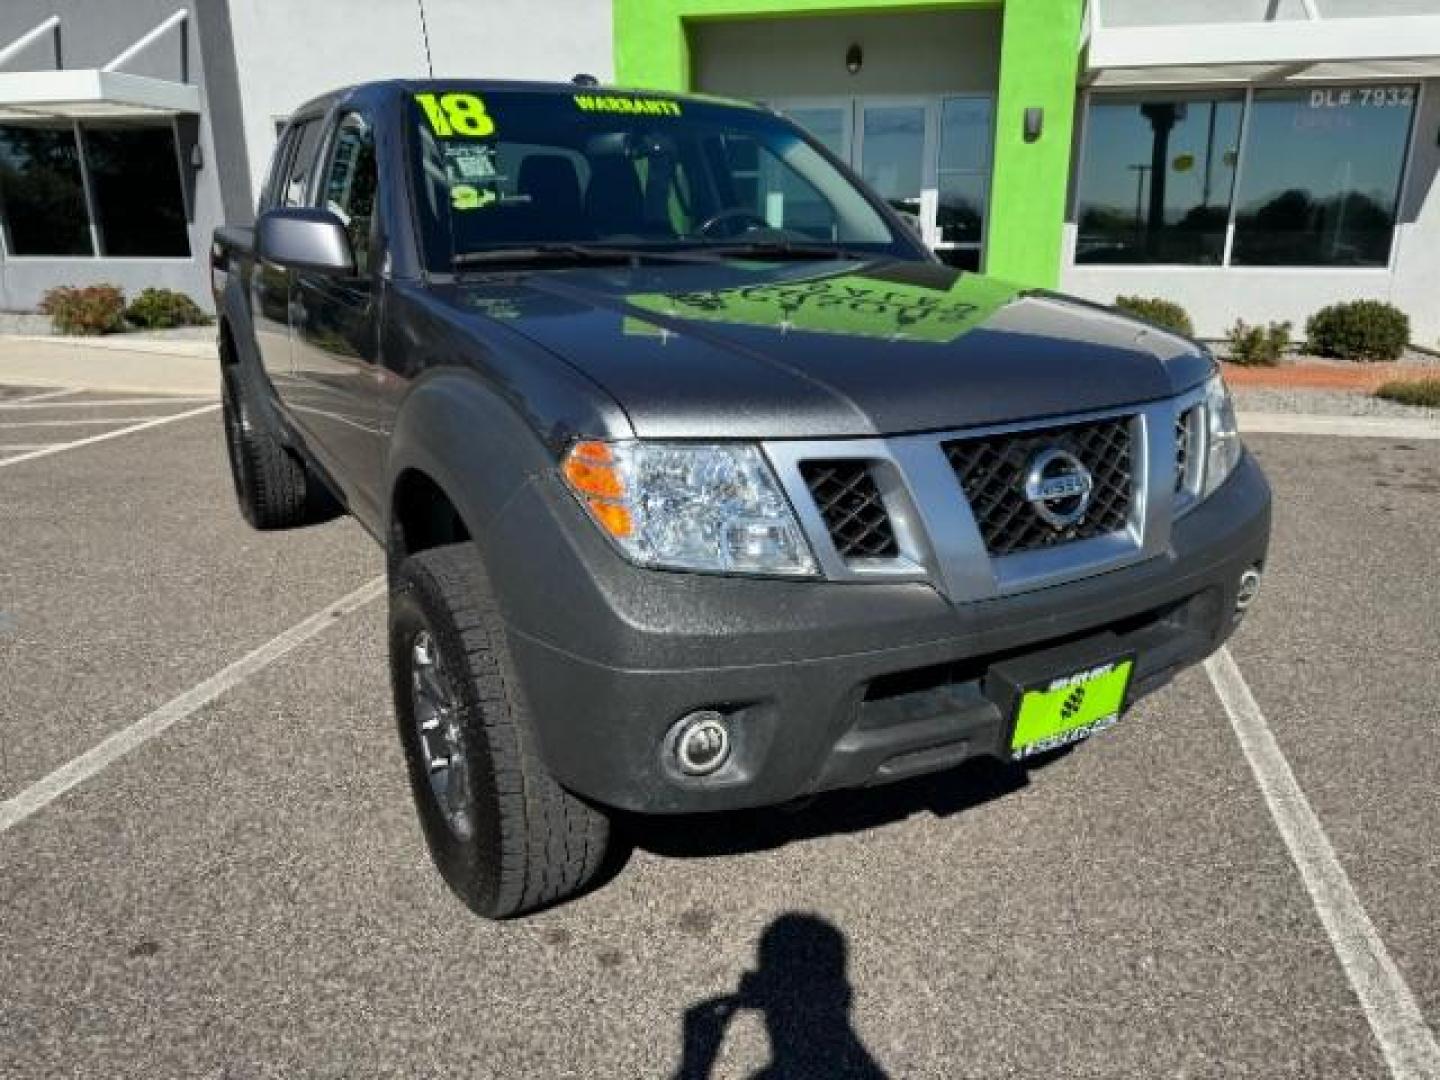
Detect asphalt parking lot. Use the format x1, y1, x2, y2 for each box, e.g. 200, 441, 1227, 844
2, 385, 1438, 1078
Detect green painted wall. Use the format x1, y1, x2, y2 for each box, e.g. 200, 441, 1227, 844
612, 0, 1083, 288
988, 0, 1083, 285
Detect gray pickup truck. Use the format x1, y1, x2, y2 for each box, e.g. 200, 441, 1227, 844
212, 79, 1270, 918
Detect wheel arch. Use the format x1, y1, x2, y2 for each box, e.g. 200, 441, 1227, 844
384, 370, 560, 573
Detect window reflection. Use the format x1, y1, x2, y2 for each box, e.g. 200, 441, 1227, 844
84, 123, 189, 257
1076, 95, 1243, 264
0, 121, 190, 257
0, 123, 92, 256
1232, 87, 1415, 267
937, 97, 992, 248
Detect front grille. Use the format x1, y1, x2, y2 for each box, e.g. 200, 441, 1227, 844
943, 417, 1133, 556
1175, 407, 1196, 493
800, 460, 899, 559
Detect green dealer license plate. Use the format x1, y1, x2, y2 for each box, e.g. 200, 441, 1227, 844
1009, 657, 1134, 760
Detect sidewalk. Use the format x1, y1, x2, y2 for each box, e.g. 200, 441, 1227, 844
0, 333, 218, 396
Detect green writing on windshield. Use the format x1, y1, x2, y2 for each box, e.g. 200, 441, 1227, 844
574, 94, 682, 117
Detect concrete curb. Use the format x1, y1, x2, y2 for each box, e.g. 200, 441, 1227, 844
1239, 412, 1440, 440
0, 334, 218, 396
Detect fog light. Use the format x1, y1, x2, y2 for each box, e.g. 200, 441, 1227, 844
1236, 566, 1263, 612
669, 710, 731, 776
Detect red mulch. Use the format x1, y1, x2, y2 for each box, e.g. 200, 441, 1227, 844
1221, 361, 1437, 391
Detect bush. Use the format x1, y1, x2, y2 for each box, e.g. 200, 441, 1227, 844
1306, 300, 1409, 363
1375, 378, 1440, 409
1225, 319, 1291, 367
1113, 295, 1194, 337
38, 285, 126, 335
125, 288, 213, 329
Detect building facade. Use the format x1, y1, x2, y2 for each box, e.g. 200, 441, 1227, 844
2, 0, 1437, 343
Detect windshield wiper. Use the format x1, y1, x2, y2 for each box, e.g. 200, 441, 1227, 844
698, 240, 872, 262
453, 243, 722, 269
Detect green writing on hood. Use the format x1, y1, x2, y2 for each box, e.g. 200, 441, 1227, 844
625, 271, 1023, 345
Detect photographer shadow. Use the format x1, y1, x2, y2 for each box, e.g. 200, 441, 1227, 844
674, 913, 889, 1080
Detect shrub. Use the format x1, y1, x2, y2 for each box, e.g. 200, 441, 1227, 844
1113, 295, 1194, 337
1375, 378, 1440, 409
38, 285, 126, 335
1305, 300, 1409, 363
125, 288, 213, 329
1225, 319, 1292, 367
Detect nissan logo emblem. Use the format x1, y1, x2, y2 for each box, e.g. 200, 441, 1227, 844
1023, 448, 1094, 529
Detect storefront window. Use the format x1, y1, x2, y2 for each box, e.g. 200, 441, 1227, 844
1075, 94, 1243, 265
0, 123, 93, 256
83, 123, 189, 257
1231, 86, 1416, 267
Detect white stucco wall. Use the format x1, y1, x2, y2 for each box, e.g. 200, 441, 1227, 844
225, 0, 612, 207
690, 9, 1002, 99
1060, 78, 1440, 346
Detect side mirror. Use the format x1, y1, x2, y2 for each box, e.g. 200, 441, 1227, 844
257, 207, 355, 275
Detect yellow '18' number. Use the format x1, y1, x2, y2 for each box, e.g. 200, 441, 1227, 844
415, 92, 495, 138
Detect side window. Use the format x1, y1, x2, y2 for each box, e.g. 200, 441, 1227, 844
281, 120, 324, 208
320, 112, 378, 273
259, 125, 298, 213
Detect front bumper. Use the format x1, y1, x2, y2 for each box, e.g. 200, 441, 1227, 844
486, 452, 1271, 814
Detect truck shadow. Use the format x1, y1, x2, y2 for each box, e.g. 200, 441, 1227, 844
620, 754, 1045, 861
672, 912, 889, 1079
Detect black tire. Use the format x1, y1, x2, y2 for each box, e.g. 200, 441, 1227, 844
220, 362, 337, 530
389, 543, 611, 918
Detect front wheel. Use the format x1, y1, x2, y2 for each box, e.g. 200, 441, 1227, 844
389, 543, 611, 918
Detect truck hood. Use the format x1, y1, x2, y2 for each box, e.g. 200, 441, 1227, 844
435, 259, 1212, 439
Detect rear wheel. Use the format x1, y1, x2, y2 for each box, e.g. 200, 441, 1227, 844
390, 543, 611, 918
220, 362, 336, 530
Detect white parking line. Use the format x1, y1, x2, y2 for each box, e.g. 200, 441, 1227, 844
1, 388, 82, 405
0, 577, 385, 834
0, 396, 216, 410
0, 404, 218, 468
1205, 647, 1440, 1080
0, 416, 205, 428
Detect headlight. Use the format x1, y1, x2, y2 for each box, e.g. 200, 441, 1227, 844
1200, 373, 1242, 499
561, 440, 817, 576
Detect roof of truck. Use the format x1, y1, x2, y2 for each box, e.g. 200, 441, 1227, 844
286, 78, 762, 123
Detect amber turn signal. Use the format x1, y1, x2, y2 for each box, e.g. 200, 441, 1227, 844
585, 497, 634, 538
563, 441, 633, 539
562, 440, 625, 500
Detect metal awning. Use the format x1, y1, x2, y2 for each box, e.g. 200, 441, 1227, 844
1084, 1, 1440, 86
0, 69, 199, 120
0, 9, 198, 121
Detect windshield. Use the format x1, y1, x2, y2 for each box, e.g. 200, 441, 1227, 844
406, 87, 919, 269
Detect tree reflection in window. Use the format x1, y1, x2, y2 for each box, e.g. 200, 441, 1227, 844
1075, 94, 1242, 265
1232, 87, 1416, 267
0, 124, 92, 256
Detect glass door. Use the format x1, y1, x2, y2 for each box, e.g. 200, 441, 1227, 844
855, 99, 933, 245
781, 101, 851, 162
769, 95, 995, 267
934, 96, 994, 270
